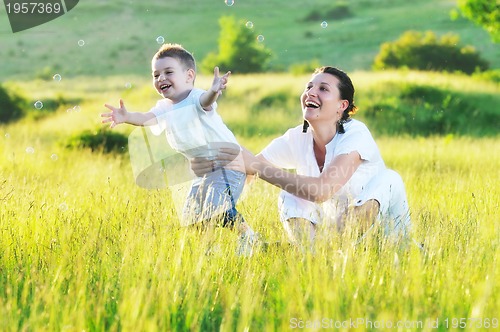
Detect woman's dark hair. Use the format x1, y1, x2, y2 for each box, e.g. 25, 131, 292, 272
302, 66, 358, 134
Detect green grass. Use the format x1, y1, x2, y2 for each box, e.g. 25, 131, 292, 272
1, 134, 499, 330
0, 0, 498, 80
0, 71, 499, 330
2, 69, 498, 141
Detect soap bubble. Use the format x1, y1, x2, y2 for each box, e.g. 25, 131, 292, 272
4, 133, 10, 139
78, 39, 85, 46
257, 35, 265, 42
225, 0, 234, 6
125, 82, 132, 89
321, 21, 328, 28
156, 36, 164, 44
51, 154, 58, 161
246, 21, 254, 29
53, 74, 62, 81
26, 147, 35, 154
59, 203, 68, 211
73, 105, 81, 112
34, 101, 43, 109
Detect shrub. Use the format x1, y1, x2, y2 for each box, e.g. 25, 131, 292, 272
35, 66, 57, 80
303, 2, 352, 21
0, 83, 84, 123
26, 95, 83, 120
0, 84, 27, 123
472, 69, 500, 83
289, 59, 321, 75
373, 31, 489, 74
200, 16, 273, 74
66, 128, 128, 153
361, 83, 497, 136
457, 0, 500, 42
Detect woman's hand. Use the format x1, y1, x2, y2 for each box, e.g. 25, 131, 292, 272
240, 147, 363, 203
190, 147, 241, 177
190, 156, 214, 177
241, 148, 261, 175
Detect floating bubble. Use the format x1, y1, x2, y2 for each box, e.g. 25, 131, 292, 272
78, 39, 85, 46
156, 36, 164, 44
34, 101, 43, 109
73, 105, 81, 112
125, 82, 132, 89
59, 203, 68, 211
53, 74, 62, 81
26, 147, 35, 154
4, 133, 10, 139
51, 154, 58, 161
225, 0, 234, 6
321, 21, 328, 28
257, 35, 265, 42
246, 21, 254, 29
66, 108, 72, 113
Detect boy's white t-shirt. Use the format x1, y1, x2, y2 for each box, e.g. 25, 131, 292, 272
260, 119, 386, 224
149, 88, 240, 158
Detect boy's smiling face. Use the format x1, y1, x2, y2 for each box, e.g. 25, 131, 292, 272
152, 56, 195, 103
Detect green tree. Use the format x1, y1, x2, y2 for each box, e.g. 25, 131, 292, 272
0, 84, 27, 123
201, 16, 273, 74
373, 30, 489, 74
457, 0, 499, 42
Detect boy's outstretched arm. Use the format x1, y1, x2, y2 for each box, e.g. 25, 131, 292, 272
199, 66, 231, 111
101, 99, 157, 127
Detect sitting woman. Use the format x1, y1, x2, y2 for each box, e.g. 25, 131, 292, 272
245, 66, 411, 245
194, 66, 411, 246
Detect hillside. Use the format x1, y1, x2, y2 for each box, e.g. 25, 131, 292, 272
0, 0, 498, 80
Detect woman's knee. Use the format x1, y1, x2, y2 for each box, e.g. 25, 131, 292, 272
283, 217, 316, 243
355, 199, 380, 217
347, 199, 380, 232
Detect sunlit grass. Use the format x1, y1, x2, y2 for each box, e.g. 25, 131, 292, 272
0, 73, 499, 330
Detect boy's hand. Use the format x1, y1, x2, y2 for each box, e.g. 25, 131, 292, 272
101, 99, 128, 128
210, 66, 231, 96
200, 67, 231, 110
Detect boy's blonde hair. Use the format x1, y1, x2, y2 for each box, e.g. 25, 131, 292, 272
153, 43, 196, 71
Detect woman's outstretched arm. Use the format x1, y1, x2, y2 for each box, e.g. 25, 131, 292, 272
243, 148, 362, 203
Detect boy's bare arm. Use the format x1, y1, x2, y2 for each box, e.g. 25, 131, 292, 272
102, 99, 157, 127
200, 66, 231, 111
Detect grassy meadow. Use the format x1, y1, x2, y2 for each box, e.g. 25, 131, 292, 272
1, 71, 499, 330
1, 0, 500, 330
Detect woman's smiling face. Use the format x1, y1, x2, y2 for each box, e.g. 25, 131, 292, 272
301, 72, 346, 125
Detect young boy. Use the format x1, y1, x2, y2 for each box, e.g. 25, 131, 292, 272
101, 43, 256, 253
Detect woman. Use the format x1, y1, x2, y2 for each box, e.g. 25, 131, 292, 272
196, 67, 411, 245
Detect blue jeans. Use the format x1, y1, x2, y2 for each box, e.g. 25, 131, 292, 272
183, 169, 246, 227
